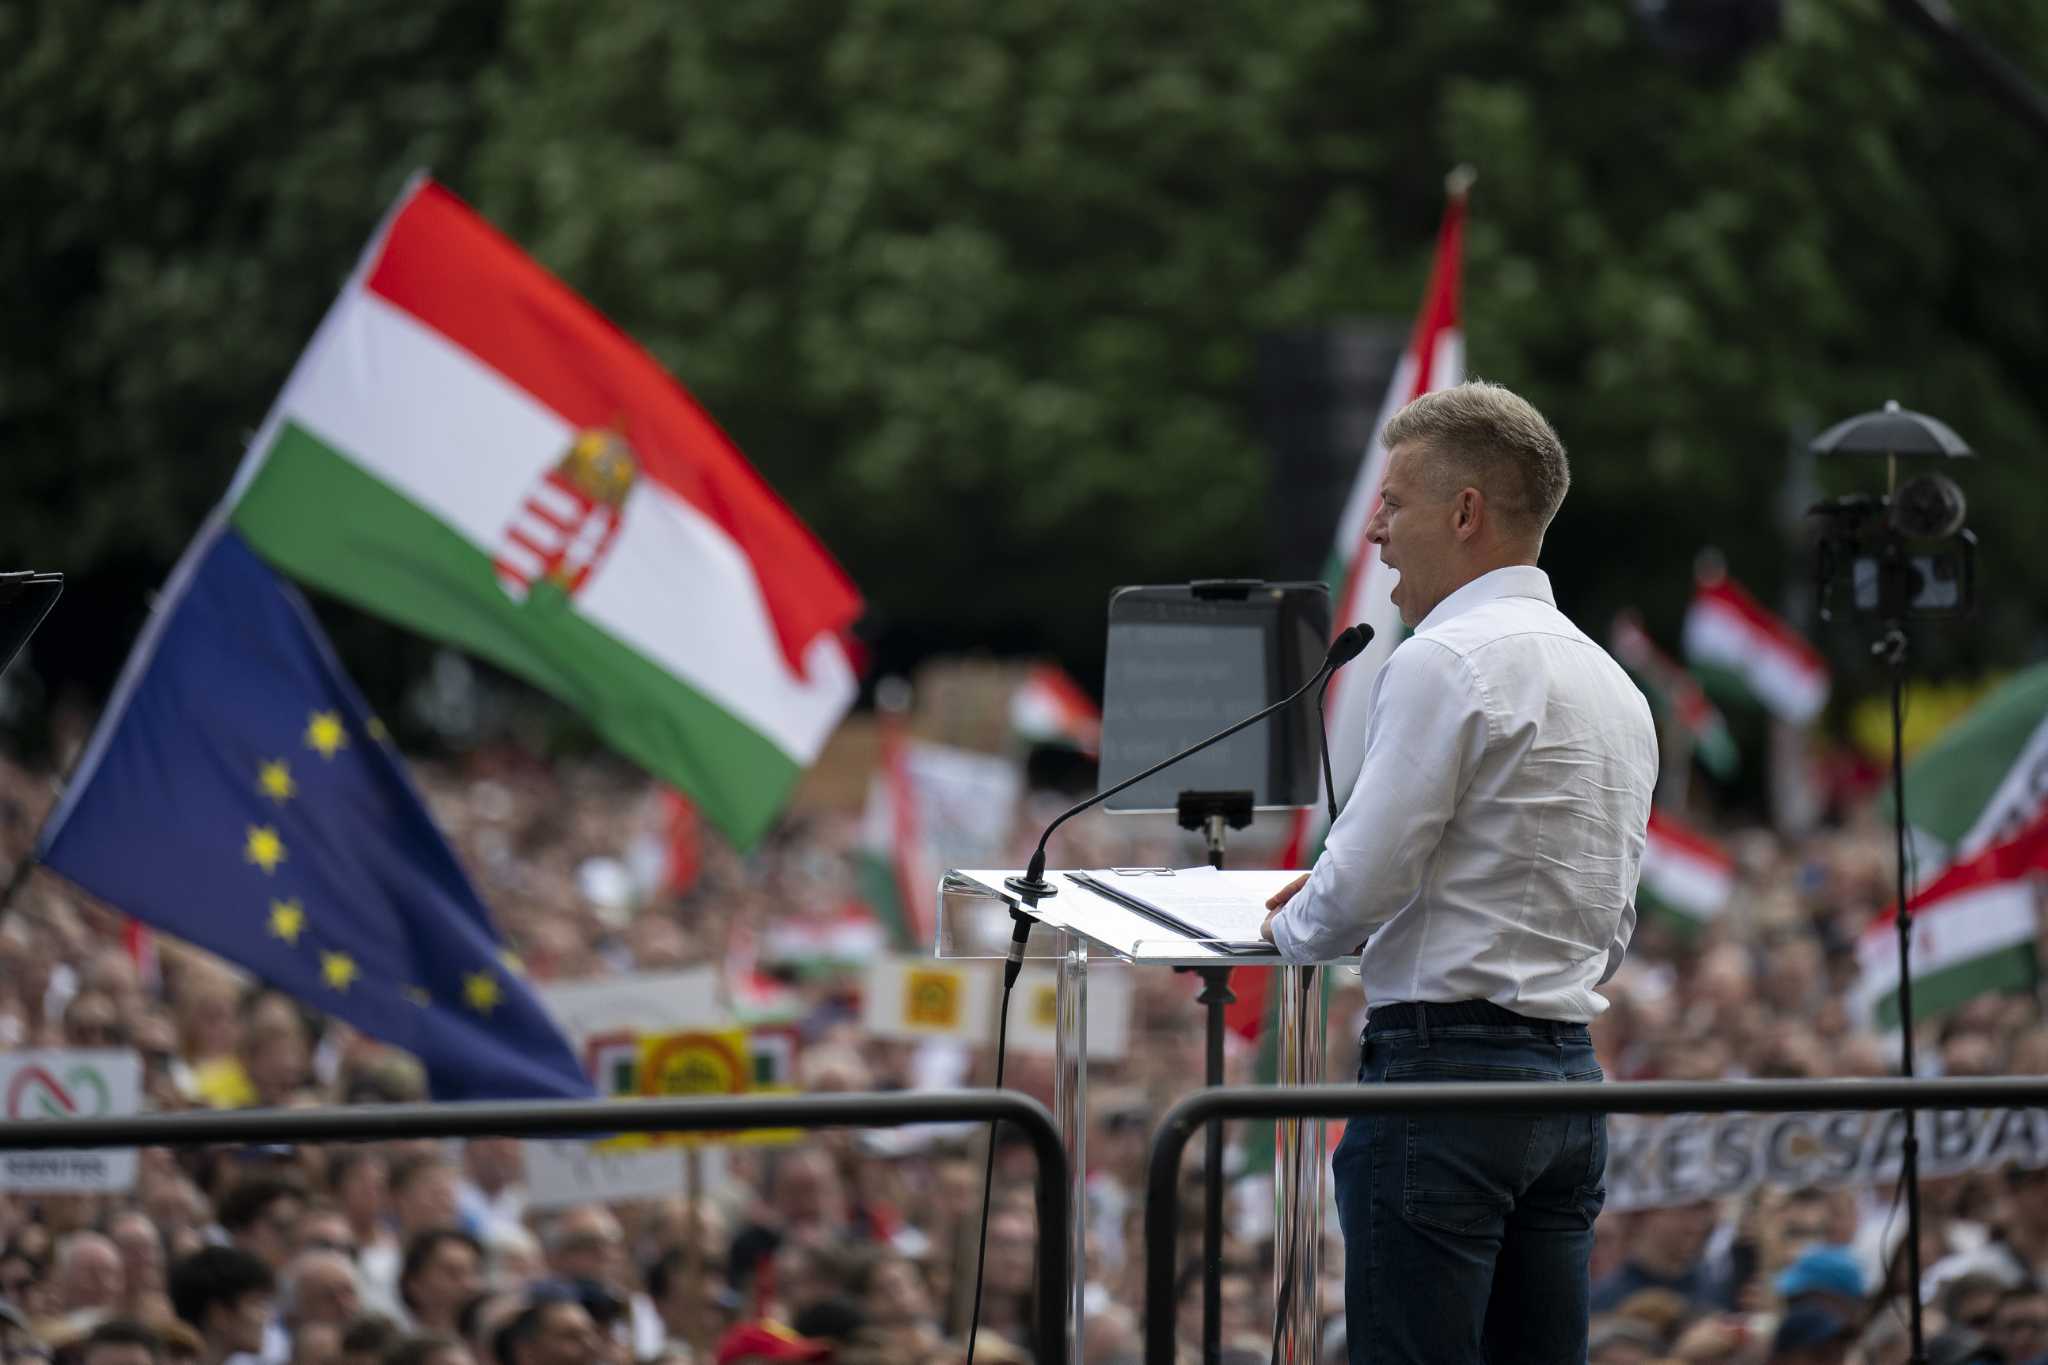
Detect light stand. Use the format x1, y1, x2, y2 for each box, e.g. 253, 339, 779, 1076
1809, 400, 1978, 1365
1879, 613, 1927, 1363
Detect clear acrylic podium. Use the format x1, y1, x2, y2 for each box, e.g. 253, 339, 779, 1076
939, 868, 1333, 1365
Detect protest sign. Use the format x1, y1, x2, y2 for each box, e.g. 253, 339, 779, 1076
0, 1051, 141, 1193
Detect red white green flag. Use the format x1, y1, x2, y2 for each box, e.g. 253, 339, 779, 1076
1638, 810, 1736, 932
1682, 568, 1829, 727
1280, 172, 1470, 869
226, 177, 861, 846
1888, 662, 2048, 874
854, 708, 938, 951
1854, 806, 2048, 1031
1246, 175, 1470, 1159
1009, 664, 1101, 757
1611, 610, 1740, 780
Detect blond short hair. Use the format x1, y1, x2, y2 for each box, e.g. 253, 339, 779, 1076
1381, 380, 1569, 537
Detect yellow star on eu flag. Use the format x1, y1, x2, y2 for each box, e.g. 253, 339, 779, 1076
268, 898, 305, 944
244, 825, 286, 874
257, 759, 296, 804
321, 951, 359, 992
305, 711, 349, 759
367, 716, 389, 742
498, 947, 527, 977
464, 971, 501, 1015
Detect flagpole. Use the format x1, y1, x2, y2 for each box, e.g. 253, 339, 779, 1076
1657, 716, 1694, 815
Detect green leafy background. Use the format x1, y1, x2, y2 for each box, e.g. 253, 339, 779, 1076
5, 0, 2042, 749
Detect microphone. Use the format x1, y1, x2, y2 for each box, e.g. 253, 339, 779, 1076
1004, 623, 1373, 900
1315, 625, 1369, 823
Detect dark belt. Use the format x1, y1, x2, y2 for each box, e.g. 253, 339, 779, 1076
1363, 999, 1588, 1037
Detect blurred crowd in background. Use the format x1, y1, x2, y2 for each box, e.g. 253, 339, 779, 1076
0, 736, 2041, 1365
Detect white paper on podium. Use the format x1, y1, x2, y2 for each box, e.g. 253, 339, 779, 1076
953, 867, 1303, 963
1070, 866, 1301, 950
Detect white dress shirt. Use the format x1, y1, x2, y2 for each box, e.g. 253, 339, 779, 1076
1270, 565, 1657, 1021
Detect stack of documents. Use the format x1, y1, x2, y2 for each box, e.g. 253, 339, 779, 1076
1066, 866, 1298, 956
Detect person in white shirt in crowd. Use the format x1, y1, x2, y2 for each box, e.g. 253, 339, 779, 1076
277, 1249, 360, 1339
456, 1138, 526, 1245
1264, 380, 1657, 1365
106, 1212, 166, 1323
479, 1225, 544, 1293
52, 1230, 125, 1332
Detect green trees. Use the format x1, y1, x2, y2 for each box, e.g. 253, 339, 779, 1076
6, 0, 2043, 707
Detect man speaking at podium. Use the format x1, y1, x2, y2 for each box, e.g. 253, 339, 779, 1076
1261, 381, 1657, 1364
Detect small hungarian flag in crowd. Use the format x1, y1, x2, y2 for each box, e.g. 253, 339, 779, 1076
1854, 806, 2048, 1031
1008, 664, 1101, 756
1611, 610, 1740, 779
1683, 566, 1830, 727
1637, 810, 1736, 933
1888, 662, 2048, 875
226, 176, 860, 846
854, 707, 938, 951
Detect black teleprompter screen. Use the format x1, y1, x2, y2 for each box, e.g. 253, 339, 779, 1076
1098, 582, 1329, 813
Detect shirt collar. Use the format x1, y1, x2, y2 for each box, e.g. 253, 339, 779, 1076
1415, 564, 1555, 633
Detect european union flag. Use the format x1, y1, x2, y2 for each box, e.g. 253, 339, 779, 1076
38, 528, 591, 1102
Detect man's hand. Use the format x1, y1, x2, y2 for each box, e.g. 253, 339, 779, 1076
1266, 873, 1309, 910
1261, 873, 1310, 945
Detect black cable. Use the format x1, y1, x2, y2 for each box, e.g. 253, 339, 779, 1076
964, 910, 1034, 1365
1316, 677, 1339, 825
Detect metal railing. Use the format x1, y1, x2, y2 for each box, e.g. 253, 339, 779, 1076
0, 1089, 1070, 1363
1143, 1076, 2048, 1365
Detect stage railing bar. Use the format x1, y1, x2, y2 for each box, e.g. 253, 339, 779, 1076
0, 1089, 1069, 1365
1143, 1077, 2048, 1365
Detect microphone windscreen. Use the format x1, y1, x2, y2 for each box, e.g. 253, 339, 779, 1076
1328, 623, 1375, 666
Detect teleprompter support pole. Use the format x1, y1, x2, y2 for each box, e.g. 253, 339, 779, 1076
1174, 790, 1253, 1365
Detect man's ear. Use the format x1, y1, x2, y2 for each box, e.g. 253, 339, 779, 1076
1454, 487, 1483, 539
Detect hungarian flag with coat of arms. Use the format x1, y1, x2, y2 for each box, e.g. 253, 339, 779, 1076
226, 176, 861, 845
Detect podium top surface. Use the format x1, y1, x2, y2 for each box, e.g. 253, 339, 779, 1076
943, 867, 1341, 966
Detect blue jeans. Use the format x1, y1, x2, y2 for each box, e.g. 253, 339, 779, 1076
1332, 1001, 1607, 1365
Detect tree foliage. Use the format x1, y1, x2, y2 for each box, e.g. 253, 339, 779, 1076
4, 0, 2044, 724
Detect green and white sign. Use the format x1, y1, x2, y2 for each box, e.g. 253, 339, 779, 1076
0, 1050, 141, 1193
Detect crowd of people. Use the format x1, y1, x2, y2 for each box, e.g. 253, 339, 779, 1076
0, 727, 2039, 1365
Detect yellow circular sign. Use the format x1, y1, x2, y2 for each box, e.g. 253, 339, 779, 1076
640, 1032, 746, 1098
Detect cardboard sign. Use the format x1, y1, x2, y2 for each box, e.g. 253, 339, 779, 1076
0, 1050, 141, 1193
528, 970, 727, 1208
1009, 963, 1132, 1060
862, 958, 996, 1045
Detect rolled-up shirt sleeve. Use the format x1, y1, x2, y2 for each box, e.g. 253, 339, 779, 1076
1269, 638, 1491, 963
